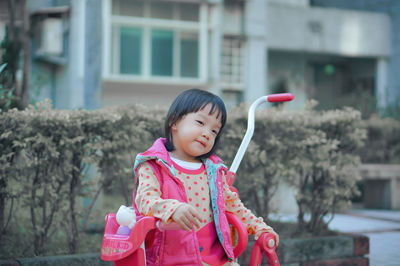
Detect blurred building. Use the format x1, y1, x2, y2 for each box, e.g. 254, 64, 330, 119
311, 0, 399, 112
0, 0, 397, 113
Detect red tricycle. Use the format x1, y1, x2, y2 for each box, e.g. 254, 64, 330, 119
100, 93, 294, 266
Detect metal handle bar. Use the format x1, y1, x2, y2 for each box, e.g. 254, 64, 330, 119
229, 93, 294, 174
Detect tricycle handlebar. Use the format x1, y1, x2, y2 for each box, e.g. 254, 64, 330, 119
229, 93, 294, 174
267, 93, 294, 103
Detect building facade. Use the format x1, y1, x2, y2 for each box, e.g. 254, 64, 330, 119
311, 0, 400, 111
0, 0, 397, 114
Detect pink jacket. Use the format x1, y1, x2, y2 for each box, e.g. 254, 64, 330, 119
133, 138, 234, 266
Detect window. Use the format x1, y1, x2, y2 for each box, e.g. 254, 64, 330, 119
221, 36, 245, 90
110, 0, 202, 80
151, 30, 173, 76
180, 33, 199, 77
120, 27, 141, 74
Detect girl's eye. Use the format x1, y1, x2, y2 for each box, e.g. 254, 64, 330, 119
212, 130, 218, 135
196, 120, 204, 125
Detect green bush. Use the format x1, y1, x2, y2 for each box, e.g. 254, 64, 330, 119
357, 115, 400, 164
0, 101, 366, 258
0, 102, 166, 258
219, 102, 366, 234
1, 101, 103, 255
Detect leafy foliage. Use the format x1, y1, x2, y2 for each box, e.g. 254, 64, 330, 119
357, 115, 400, 164
219, 101, 366, 234
0, 102, 166, 257
0, 101, 366, 258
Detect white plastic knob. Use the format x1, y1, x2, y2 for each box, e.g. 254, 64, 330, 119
268, 239, 275, 248
116, 205, 136, 229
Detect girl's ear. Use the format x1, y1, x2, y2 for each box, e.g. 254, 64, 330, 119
168, 117, 175, 129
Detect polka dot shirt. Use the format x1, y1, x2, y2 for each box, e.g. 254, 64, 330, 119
135, 161, 273, 236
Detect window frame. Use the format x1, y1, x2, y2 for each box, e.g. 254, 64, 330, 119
220, 35, 246, 91
104, 0, 208, 85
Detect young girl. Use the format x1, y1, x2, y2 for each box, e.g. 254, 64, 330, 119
134, 89, 278, 266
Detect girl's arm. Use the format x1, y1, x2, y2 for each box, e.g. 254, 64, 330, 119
135, 162, 185, 223
222, 173, 279, 244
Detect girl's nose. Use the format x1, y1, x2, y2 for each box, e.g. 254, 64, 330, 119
202, 130, 210, 139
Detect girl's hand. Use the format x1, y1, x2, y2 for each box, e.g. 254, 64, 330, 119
171, 204, 203, 231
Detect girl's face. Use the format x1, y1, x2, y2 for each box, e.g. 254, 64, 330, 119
170, 103, 222, 163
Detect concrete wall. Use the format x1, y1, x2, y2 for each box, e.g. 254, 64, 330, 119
268, 51, 310, 110
268, 0, 310, 8
218, 0, 392, 109
29, 0, 102, 110
102, 80, 206, 107
84, 0, 102, 109
267, 50, 376, 112
243, 0, 268, 103
59, 0, 85, 109
29, 0, 83, 109
267, 3, 391, 57
311, 0, 400, 109
360, 164, 400, 210
223, 0, 243, 35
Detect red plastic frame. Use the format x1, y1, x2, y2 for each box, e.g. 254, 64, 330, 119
101, 212, 279, 266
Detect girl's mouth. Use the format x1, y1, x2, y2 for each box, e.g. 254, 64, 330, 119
196, 140, 206, 147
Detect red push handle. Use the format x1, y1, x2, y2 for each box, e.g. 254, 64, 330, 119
250, 232, 280, 266
267, 93, 294, 103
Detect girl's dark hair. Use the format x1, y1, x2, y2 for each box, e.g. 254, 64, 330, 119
165, 88, 227, 159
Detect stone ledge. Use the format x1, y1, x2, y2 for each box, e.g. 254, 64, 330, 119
1, 234, 369, 266
301, 256, 369, 266
279, 236, 353, 263
0, 260, 18, 266
239, 233, 369, 265
1, 253, 111, 266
